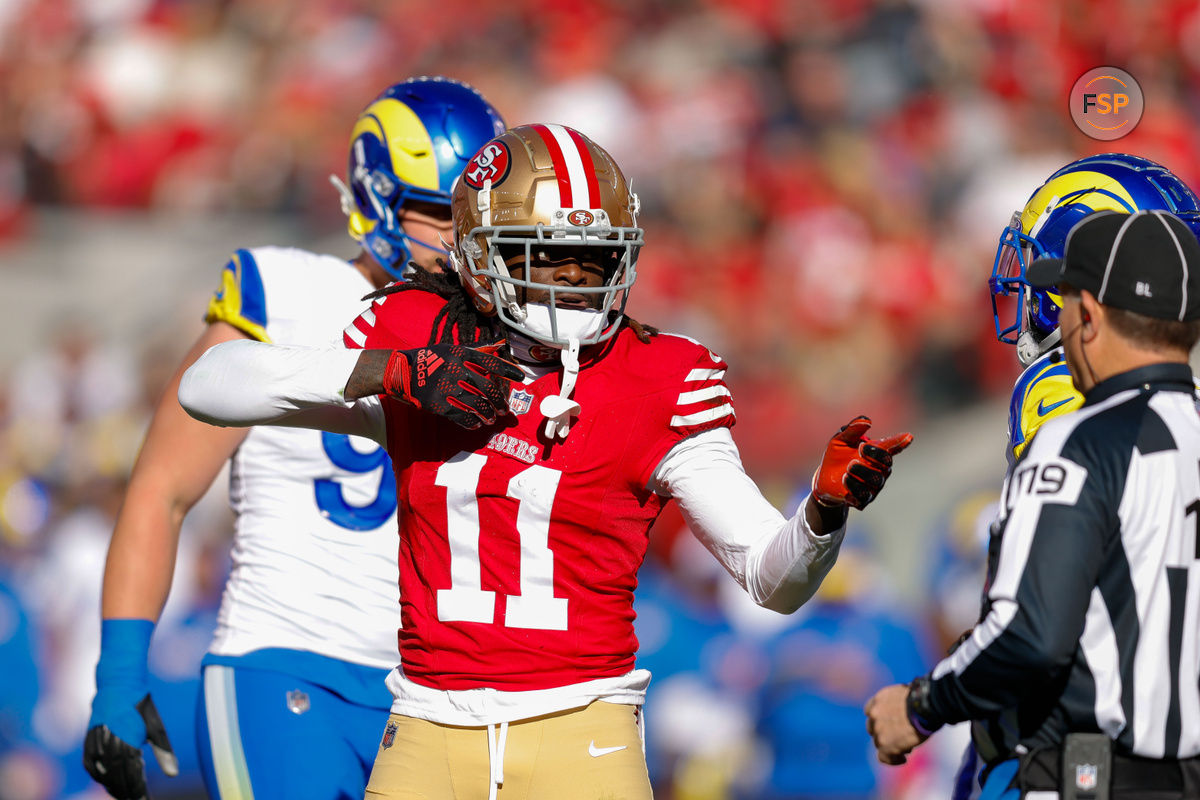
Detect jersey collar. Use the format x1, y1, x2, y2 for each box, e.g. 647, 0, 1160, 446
1084, 362, 1195, 406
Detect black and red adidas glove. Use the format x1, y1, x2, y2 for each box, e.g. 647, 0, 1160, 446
382, 343, 523, 430
812, 415, 913, 510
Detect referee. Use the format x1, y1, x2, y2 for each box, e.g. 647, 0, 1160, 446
866, 209, 1200, 799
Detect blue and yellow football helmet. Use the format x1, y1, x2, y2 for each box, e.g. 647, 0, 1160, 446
334, 76, 505, 279
990, 153, 1200, 365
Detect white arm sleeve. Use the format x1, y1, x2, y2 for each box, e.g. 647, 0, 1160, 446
178, 339, 386, 444
649, 427, 846, 614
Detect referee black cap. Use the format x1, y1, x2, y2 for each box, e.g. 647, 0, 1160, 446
1027, 209, 1200, 322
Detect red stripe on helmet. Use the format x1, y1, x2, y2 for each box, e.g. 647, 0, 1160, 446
531, 124, 574, 207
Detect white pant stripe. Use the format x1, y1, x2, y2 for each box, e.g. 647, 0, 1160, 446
204, 665, 256, 799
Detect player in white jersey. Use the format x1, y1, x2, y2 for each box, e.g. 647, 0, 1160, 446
83, 77, 506, 800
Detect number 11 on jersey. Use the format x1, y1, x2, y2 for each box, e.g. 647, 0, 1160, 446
435, 452, 569, 630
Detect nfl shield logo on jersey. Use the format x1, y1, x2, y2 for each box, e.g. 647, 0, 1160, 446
509, 388, 534, 416
1075, 763, 1098, 790
286, 690, 310, 715
382, 721, 397, 749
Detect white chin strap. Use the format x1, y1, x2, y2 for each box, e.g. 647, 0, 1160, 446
506, 307, 605, 441
541, 338, 581, 440
521, 304, 606, 345
519, 306, 604, 441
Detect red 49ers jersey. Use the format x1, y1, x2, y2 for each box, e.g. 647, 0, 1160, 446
345, 289, 735, 691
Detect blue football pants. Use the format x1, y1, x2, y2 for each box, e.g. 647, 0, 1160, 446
196, 663, 389, 799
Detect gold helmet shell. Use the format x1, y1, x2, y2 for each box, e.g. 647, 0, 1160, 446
450, 124, 643, 347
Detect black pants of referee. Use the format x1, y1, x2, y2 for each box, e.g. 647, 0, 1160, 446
1017, 748, 1200, 799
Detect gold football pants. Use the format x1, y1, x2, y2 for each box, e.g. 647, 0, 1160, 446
365, 700, 652, 800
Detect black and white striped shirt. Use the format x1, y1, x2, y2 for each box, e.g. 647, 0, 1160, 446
925, 362, 1200, 761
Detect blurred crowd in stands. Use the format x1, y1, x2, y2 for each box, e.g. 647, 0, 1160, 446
3, 0, 1200, 796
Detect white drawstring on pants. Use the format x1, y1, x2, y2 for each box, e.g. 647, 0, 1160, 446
486, 721, 509, 800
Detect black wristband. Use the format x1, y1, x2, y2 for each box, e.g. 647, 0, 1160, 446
906, 676, 943, 737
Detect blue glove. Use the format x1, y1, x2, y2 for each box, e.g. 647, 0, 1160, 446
84, 619, 178, 800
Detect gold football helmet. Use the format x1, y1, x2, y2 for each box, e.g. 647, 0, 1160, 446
450, 124, 643, 348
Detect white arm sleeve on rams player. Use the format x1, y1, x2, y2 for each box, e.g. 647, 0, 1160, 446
179, 339, 385, 443
650, 427, 846, 614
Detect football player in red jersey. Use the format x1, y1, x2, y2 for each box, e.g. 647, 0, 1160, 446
179, 124, 913, 800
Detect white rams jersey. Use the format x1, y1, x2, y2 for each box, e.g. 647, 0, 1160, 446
203, 246, 400, 669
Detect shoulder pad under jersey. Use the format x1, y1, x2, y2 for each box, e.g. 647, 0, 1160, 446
616, 331, 736, 434
1008, 348, 1083, 460
343, 286, 450, 350
616, 330, 736, 487
205, 248, 270, 342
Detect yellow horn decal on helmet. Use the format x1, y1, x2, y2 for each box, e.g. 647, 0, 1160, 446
350, 99, 439, 192
1019, 170, 1139, 233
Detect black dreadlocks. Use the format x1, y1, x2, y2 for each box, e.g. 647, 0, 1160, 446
363, 264, 659, 348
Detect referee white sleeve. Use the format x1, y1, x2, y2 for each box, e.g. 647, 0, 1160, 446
179, 339, 386, 444
649, 427, 846, 614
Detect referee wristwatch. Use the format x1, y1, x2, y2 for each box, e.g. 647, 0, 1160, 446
906, 676, 943, 737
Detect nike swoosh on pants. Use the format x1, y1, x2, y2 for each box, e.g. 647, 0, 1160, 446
588, 741, 627, 758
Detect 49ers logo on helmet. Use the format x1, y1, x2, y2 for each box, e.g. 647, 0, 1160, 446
464, 142, 511, 190
567, 210, 594, 226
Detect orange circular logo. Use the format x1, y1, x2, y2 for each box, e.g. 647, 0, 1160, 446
529, 344, 559, 362
1069, 67, 1143, 141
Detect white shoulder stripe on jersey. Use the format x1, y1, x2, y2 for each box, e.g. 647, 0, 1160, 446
685, 368, 726, 382
345, 324, 367, 347
677, 385, 732, 405
360, 308, 376, 326
544, 124, 593, 208
671, 404, 735, 427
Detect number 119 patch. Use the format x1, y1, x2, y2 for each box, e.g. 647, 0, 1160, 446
1004, 456, 1087, 513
